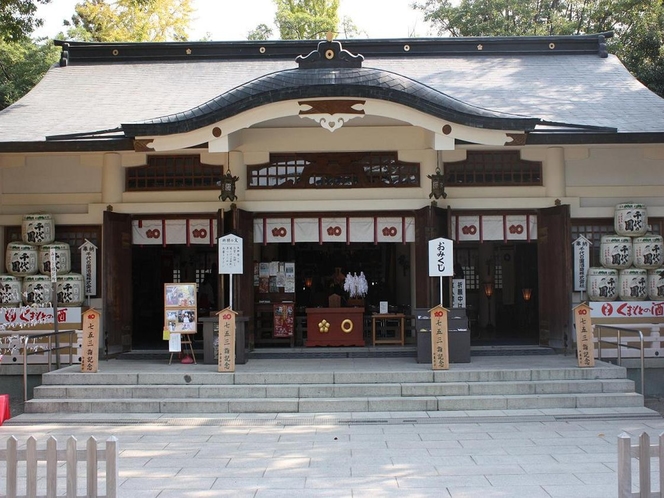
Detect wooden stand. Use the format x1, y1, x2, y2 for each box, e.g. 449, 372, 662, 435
169, 331, 197, 364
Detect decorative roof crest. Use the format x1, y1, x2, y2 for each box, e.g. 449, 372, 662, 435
296, 32, 364, 69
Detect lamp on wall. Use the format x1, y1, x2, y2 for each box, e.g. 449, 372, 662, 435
522, 287, 533, 329
218, 167, 239, 202
483, 282, 494, 328
427, 166, 447, 200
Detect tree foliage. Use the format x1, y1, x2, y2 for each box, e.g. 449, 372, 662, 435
0, 38, 59, 109
0, 0, 50, 42
274, 0, 339, 40
248, 23, 273, 41
413, 0, 664, 96
64, 0, 194, 42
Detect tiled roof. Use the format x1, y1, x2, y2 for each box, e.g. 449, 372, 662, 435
122, 66, 542, 136
0, 34, 663, 149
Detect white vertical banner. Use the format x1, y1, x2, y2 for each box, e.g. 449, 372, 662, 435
429, 237, 453, 306
452, 279, 466, 308
79, 239, 98, 296
573, 235, 592, 291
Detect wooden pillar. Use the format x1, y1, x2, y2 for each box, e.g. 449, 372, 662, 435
544, 147, 566, 199
101, 153, 123, 204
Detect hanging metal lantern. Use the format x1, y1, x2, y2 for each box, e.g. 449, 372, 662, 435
218, 168, 239, 202
427, 166, 447, 199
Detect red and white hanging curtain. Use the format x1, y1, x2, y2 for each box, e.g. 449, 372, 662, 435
452, 214, 537, 243
254, 217, 416, 244
132, 218, 216, 246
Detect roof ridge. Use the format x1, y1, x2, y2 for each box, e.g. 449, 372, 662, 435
55, 32, 612, 66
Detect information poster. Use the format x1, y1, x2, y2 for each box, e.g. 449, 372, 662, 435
164, 283, 197, 333
273, 303, 294, 338
169, 332, 181, 353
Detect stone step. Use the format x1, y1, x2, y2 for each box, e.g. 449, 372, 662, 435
39, 365, 628, 386
32, 378, 636, 400
24, 392, 645, 414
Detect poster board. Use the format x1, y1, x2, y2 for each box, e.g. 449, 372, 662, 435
164, 283, 197, 334
273, 303, 294, 338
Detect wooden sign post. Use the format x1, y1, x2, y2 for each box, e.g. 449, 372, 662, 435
428, 237, 454, 304
430, 305, 449, 370
217, 307, 237, 372
573, 302, 595, 368
218, 234, 243, 310
81, 308, 101, 373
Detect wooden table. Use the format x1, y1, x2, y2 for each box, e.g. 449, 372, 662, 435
306, 308, 365, 347
372, 313, 405, 346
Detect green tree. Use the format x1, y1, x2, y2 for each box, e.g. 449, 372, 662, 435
65, 0, 194, 42
0, 38, 59, 109
275, 0, 339, 40
248, 23, 273, 41
413, 0, 664, 96
0, 0, 51, 42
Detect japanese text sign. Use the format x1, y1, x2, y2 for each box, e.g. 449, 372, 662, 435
429, 305, 449, 370
218, 307, 237, 372
428, 237, 453, 277
574, 303, 595, 368
573, 236, 591, 291
218, 234, 243, 275
81, 308, 100, 373
79, 239, 98, 296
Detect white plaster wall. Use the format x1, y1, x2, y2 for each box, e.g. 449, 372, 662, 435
0, 138, 663, 225
2, 154, 101, 194
565, 146, 664, 217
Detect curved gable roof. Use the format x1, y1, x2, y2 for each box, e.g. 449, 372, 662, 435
4, 33, 663, 151
121, 66, 543, 137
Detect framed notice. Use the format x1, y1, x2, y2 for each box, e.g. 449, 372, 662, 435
164, 283, 197, 334
273, 303, 294, 338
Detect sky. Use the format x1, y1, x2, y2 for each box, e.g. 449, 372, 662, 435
35, 0, 434, 41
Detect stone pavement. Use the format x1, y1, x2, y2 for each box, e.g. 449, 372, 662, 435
2, 411, 663, 497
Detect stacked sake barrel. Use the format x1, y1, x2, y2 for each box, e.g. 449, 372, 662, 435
0, 214, 84, 308
589, 203, 664, 301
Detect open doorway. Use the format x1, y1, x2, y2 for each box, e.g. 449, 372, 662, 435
131, 245, 218, 349
457, 242, 539, 345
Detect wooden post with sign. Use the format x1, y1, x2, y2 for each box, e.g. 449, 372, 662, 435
81, 308, 101, 373
217, 307, 237, 372
428, 237, 454, 305
573, 302, 595, 368
430, 305, 449, 370
218, 234, 243, 310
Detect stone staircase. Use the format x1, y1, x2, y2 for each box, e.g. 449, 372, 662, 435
20, 357, 658, 418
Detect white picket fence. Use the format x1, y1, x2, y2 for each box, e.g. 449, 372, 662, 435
618, 432, 664, 498
0, 435, 118, 498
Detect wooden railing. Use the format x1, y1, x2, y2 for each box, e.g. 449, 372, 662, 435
618, 432, 663, 498
1, 435, 118, 498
